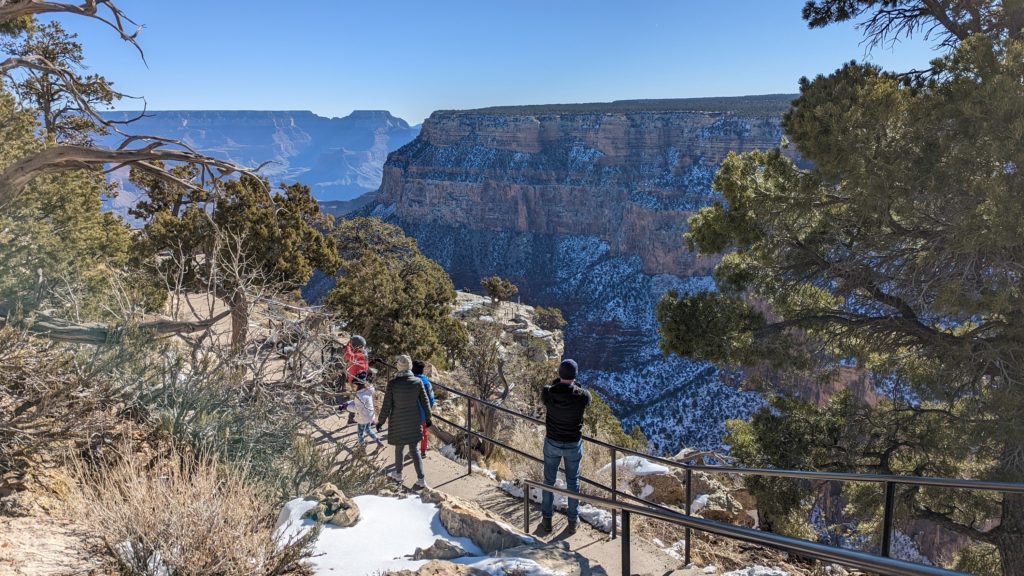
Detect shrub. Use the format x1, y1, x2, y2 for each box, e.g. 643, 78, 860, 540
481, 276, 518, 304
534, 306, 566, 331
70, 451, 317, 576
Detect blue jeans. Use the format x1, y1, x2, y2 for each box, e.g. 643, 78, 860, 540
356, 423, 379, 444
541, 438, 583, 522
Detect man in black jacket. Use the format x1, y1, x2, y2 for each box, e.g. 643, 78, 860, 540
540, 358, 591, 534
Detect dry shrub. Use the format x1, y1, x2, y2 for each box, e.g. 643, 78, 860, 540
0, 328, 149, 495
71, 450, 316, 576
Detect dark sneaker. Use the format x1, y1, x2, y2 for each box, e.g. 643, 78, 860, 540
567, 520, 578, 534
541, 516, 552, 534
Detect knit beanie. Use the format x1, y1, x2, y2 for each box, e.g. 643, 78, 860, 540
396, 354, 413, 372
558, 359, 578, 381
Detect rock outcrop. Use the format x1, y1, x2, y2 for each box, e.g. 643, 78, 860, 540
359, 97, 793, 452
394, 544, 609, 576
302, 483, 360, 527
420, 488, 531, 553
411, 538, 472, 561
495, 544, 609, 575
630, 472, 687, 507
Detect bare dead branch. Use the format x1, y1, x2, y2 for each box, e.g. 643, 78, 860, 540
0, 142, 248, 204
0, 1, 143, 58
0, 306, 232, 344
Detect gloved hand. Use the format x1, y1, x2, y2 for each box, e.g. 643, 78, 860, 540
424, 419, 433, 429
375, 422, 384, 433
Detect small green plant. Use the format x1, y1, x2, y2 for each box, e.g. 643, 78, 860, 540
481, 276, 518, 304
534, 306, 566, 331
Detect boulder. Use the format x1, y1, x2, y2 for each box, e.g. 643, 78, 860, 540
420, 488, 530, 553
729, 488, 757, 511
302, 482, 359, 527
687, 471, 728, 497
629, 472, 686, 507
496, 544, 610, 575
390, 561, 488, 576
699, 492, 756, 528
411, 539, 471, 561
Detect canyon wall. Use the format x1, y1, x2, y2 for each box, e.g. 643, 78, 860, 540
100, 109, 419, 211
358, 96, 796, 452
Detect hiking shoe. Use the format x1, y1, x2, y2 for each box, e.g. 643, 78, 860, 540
387, 471, 403, 483
541, 516, 552, 534
420, 451, 427, 459
413, 478, 428, 490
567, 520, 578, 534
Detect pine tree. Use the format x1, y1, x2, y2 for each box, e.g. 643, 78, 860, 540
659, 2, 1024, 571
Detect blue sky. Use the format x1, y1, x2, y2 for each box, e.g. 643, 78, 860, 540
49, 1, 941, 124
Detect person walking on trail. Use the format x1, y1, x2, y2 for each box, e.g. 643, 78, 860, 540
412, 360, 436, 459
343, 335, 370, 390
377, 354, 432, 489
540, 358, 591, 534
348, 378, 384, 450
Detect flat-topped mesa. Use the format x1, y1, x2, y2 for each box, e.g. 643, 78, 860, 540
377, 96, 792, 276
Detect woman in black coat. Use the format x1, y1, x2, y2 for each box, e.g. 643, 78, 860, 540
377, 354, 432, 488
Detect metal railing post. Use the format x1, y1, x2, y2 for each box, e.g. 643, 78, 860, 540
621, 509, 631, 576
881, 481, 896, 557
685, 467, 693, 566
466, 396, 473, 475
523, 486, 530, 534
611, 446, 618, 539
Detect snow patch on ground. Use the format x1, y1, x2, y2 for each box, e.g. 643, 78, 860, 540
638, 483, 654, 499
656, 539, 688, 561
598, 456, 669, 477
499, 480, 616, 533
690, 494, 710, 514
456, 557, 558, 575
275, 495, 483, 576
722, 566, 789, 576
438, 443, 498, 480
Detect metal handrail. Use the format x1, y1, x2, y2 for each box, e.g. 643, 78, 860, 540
368, 356, 1023, 567
520, 479, 968, 576
428, 377, 1024, 494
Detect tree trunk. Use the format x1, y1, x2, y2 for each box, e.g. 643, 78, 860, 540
996, 446, 1024, 576
995, 497, 1024, 576
229, 289, 248, 352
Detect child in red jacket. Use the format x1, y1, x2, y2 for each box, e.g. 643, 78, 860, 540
338, 335, 370, 422
344, 335, 370, 389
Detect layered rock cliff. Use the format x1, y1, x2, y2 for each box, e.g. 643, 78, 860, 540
359, 96, 796, 452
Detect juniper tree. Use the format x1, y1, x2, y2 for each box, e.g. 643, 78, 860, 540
325, 218, 464, 362
658, 2, 1024, 572
131, 172, 340, 348
481, 276, 518, 304
1, 21, 116, 143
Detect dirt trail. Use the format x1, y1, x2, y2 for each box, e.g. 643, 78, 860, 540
0, 516, 99, 575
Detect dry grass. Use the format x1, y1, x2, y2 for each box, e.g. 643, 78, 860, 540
69, 450, 316, 576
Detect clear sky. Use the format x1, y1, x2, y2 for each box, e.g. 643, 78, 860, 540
48, 1, 942, 124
